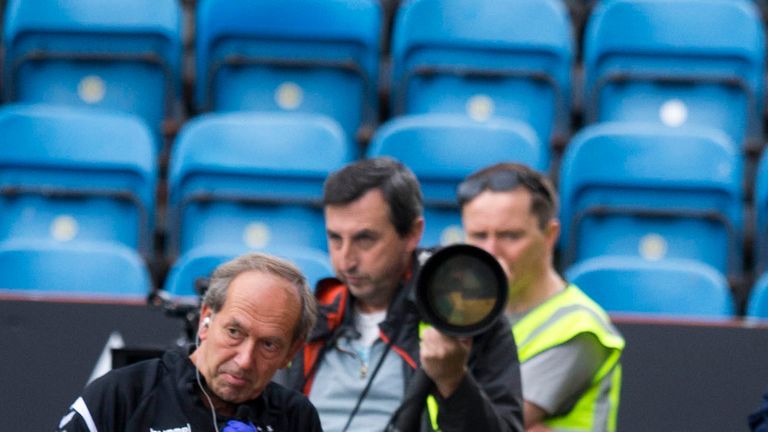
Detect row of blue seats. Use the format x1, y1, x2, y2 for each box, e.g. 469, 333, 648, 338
0, 239, 333, 302
566, 255, 768, 320
2, 0, 765, 156
4, 103, 763, 277
2, 229, 768, 321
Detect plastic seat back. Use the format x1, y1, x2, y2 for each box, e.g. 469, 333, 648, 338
746, 272, 768, 320
195, 0, 381, 143
163, 244, 333, 300
391, 0, 573, 147
0, 239, 151, 298
583, 0, 765, 148
0, 104, 157, 257
754, 149, 768, 274
367, 113, 546, 246
566, 256, 735, 320
2, 0, 182, 145
559, 122, 743, 279
167, 112, 352, 259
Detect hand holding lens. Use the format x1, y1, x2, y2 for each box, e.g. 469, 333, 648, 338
388, 244, 508, 431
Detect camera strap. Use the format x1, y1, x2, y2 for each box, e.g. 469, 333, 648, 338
341, 340, 393, 432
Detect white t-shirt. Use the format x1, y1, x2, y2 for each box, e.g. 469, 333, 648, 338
355, 309, 387, 348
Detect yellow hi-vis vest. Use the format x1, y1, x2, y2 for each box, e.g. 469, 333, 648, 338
512, 285, 625, 432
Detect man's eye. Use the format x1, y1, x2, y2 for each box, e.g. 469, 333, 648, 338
262, 340, 280, 354
500, 232, 522, 241
356, 236, 376, 249
468, 233, 486, 241
226, 327, 241, 338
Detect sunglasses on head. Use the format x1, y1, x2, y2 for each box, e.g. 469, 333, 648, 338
457, 169, 553, 207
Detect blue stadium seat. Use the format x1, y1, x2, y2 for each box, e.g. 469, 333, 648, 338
367, 113, 546, 246
0, 239, 151, 298
167, 112, 352, 260
559, 122, 743, 279
565, 256, 735, 320
390, 0, 573, 147
2, 0, 183, 146
583, 0, 765, 148
746, 271, 768, 320
194, 0, 381, 143
163, 244, 333, 300
0, 104, 157, 258
754, 149, 768, 274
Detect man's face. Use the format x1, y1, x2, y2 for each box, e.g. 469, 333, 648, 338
461, 188, 558, 297
195, 271, 302, 404
325, 188, 423, 312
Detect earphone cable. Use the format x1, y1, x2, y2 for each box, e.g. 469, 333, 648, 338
196, 331, 220, 432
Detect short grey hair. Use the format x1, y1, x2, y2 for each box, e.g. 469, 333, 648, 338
202, 253, 318, 343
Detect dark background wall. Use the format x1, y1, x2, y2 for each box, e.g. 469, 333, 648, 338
616, 318, 768, 431
2, 297, 767, 431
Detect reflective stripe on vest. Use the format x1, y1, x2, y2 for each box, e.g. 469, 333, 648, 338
418, 322, 444, 431
427, 395, 441, 431
513, 285, 625, 431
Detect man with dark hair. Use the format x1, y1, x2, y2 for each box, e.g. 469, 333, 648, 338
56, 253, 322, 432
459, 162, 625, 431
284, 156, 523, 432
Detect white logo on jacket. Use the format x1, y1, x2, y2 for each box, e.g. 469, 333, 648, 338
150, 424, 191, 432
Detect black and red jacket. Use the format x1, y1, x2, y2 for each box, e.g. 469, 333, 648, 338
283, 250, 524, 432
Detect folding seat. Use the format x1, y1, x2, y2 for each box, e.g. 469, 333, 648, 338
746, 272, 768, 320
0, 104, 157, 258
163, 244, 334, 300
583, 0, 765, 149
367, 113, 546, 246
194, 0, 381, 143
565, 256, 735, 320
167, 112, 352, 260
0, 239, 151, 298
390, 0, 573, 147
2, 0, 182, 147
754, 149, 768, 274
559, 122, 743, 280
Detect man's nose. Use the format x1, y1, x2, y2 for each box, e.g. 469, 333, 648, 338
479, 237, 500, 257
233, 343, 256, 370
338, 241, 358, 271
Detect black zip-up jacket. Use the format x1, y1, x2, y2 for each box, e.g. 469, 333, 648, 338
56, 348, 323, 432
284, 249, 524, 432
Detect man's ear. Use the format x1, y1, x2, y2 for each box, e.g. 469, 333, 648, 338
198, 304, 213, 342
545, 219, 561, 250
406, 217, 425, 251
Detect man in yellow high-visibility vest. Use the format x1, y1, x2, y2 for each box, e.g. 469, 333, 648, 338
458, 162, 625, 432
